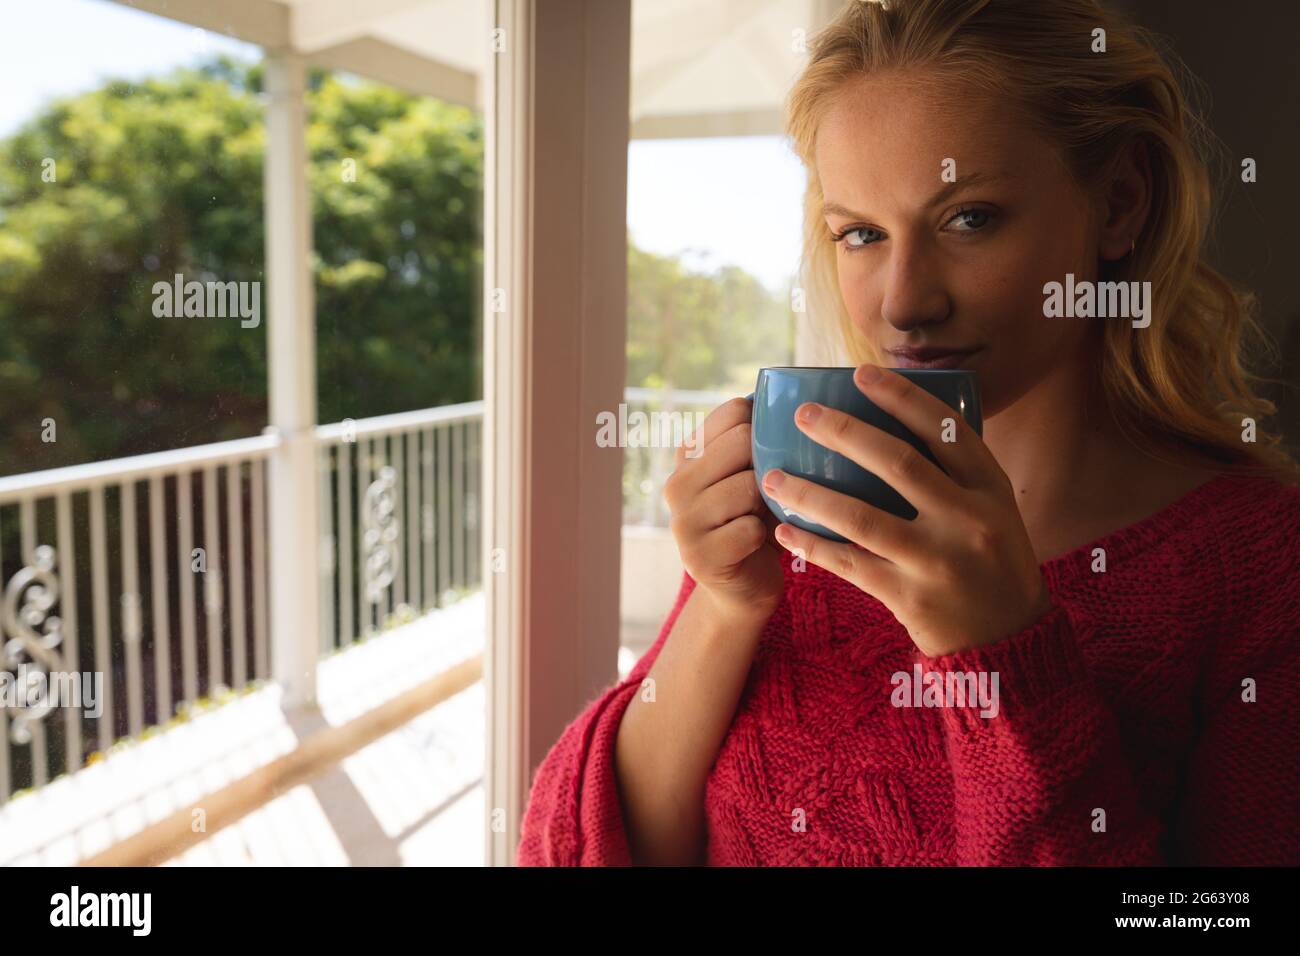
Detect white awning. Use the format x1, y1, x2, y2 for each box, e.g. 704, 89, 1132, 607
112, 0, 840, 137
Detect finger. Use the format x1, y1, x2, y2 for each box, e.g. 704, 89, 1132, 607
773, 520, 897, 597
700, 513, 769, 566
668, 422, 753, 506
851, 364, 996, 489
791, 402, 953, 516
761, 469, 916, 565
674, 396, 753, 468
675, 469, 764, 535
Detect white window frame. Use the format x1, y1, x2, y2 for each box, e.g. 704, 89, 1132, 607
483, 0, 632, 866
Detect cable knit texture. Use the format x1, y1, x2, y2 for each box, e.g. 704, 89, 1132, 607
516, 474, 1300, 866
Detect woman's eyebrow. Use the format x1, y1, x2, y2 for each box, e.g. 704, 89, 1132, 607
821, 171, 1012, 220
925, 170, 1010, 209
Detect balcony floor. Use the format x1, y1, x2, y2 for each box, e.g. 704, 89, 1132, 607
1, 593, 486, 867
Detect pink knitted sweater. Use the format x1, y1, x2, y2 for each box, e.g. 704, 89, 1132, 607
517, 473, 1300, 865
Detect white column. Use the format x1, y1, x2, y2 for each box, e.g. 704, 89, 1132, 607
484, 0, 631, 866
263, 52, 321, 709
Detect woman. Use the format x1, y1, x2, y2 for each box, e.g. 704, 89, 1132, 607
518, 0, 1300, 866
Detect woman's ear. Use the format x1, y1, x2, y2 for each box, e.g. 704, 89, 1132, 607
1097, 140, 1151, 261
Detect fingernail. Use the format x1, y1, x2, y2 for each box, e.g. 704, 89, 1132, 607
796, 403, 820, 425
764, 469, 786, 491
774, 524, 792, 545
856, 364, 883, 385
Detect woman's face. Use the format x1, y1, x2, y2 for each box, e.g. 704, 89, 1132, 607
815, 69, 1103, 415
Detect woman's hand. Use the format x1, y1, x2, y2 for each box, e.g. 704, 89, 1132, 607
760, 364, 1051, 658
664, 396, 786, 623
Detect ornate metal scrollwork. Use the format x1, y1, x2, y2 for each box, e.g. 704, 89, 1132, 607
2, 545, 66, 745
363, 467, 399, 604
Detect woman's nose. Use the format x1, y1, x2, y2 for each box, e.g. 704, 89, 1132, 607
879, 241, 951, 333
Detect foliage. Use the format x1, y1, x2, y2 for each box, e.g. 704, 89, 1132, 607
627, 241, 793, 393
0, 58, 791, 477
0, 58, 483, 475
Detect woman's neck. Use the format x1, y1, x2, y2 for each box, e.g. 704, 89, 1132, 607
980, 357, 1217, 565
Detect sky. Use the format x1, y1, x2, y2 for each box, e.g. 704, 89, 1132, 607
1, 0, 805, 291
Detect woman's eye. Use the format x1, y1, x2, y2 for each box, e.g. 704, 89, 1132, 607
946, 208, 992, 232
836, 226, 883, 248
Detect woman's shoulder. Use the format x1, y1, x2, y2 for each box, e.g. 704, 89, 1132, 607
1190, 471, 1300, 600
1195, 471, 1300, 537
1129, 465, 1300, 543
1039, 467, 1297, 612
1181, 472, 1300, 669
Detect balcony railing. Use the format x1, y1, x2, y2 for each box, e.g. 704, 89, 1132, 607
0, 385, 723, 807
0, 403, 483, 805
621, 386, 732, 527
315, 404, 482, 653
0, 434, 277, 801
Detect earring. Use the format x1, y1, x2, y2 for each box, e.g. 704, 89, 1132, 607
1128, 237, 1136, 257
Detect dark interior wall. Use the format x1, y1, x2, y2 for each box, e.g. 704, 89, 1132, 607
1113, 0, 1300, 453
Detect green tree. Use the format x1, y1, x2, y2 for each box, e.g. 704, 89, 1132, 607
627, 240, 793, 394
624, 240, 794, 525
0, 57, 792, 480
0, 58, 483, 477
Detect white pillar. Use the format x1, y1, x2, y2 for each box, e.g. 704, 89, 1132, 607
263, 52, 321, 709
484, 0, 631, 865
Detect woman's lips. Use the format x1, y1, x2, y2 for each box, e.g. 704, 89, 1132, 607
882, 347, 980, 370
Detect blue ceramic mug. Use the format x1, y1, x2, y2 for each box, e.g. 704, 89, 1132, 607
748, 367, 982, 542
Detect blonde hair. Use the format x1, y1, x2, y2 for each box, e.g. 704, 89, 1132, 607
786, 0, 1299, 483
